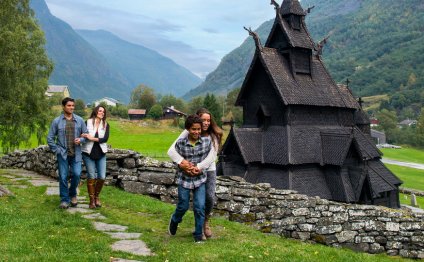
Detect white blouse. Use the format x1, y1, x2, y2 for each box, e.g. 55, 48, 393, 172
167, 129, 218, 171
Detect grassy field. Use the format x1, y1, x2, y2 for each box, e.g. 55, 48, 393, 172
0, 170, 411, 262
400, 193, 424, 208
362, 95, 389, 112
107, 119, 182, 160
385, 164, 424, 191
381, 147, 424, 164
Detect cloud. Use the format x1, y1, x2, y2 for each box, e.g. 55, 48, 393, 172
44, 0, 274, 78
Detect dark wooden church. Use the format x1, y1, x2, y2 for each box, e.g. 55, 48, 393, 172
218, 0, 402, 208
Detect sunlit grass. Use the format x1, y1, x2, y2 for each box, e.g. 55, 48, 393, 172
0, 170, 411, 262
381, 147, 424, 164
385, 164, 424, 191
400, 193, 424, 208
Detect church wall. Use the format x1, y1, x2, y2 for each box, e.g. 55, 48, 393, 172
288, 105, 355, 126
244, 164, 289, 189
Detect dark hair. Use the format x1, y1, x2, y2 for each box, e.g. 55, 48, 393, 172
185, 114, 203, 130
89, 105, 107, 126
62, 97, 75, 106
196, 108, 223, 148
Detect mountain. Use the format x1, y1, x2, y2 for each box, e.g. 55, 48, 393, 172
30, 0, 131, 103
185, 0, 424, 100
30, 0, 201, 103
76, 30, 201, 97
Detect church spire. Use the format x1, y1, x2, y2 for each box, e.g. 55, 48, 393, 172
280, 0, 306, 16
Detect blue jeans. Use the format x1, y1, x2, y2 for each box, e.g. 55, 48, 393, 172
171, 184, 206, 238
57, 155, 81, 203
82, 154, 106, 180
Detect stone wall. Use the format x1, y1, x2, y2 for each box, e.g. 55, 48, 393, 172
1, 146, 424, 259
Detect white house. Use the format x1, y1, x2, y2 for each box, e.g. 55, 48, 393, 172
94, 97, 120, 107
45, 85, 70, 98
398, 119, 417, 128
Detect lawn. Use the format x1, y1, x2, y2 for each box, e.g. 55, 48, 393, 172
380, 147, 424, 164
385, 164, 424, 191
400, 193, 424, 209
0, 170, 411, 262
107, 119, 182, 160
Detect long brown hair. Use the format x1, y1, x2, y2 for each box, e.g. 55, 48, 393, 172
90, 105, 107, 127
196, 108, 223, 149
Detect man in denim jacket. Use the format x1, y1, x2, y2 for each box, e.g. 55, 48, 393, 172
47, 97, 88, 209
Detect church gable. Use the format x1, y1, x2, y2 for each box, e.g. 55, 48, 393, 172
237, 54, 287, 127
266, 20, 291, 51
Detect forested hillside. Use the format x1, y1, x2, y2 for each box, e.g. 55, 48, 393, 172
30, 0, 201, 103
185, 0, 424, 117
76, 30, 201, 97
30, 0, 131, 103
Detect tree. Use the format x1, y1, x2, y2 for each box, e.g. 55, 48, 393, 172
376, 109, 397, 132
187, 96, 204, 114
203, 93, 222, 126
416, 108, 424, 147
159, 94, 186, 112
74, 99, 86, 118
109, 104, 129, 119
129, 84, 156, 111
226, 88, 243, 126
0, 0, 53, 152
147, 104, 163, 120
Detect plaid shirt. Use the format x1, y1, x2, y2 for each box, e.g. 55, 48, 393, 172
175, 136, 211, 189
65, 119, 75, 156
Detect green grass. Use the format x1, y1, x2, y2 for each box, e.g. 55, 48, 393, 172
381, 147, 424, 164
400, 193, 424, 209
107, 119, 182, 160
385, 164, 424, 191
362, 94, 389, 112
0, 170, 411, 262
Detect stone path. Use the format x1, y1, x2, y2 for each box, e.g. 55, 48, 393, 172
0, 169, 153, 261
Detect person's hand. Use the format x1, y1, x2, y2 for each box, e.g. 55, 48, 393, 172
184, 166, 200, 177
190, 166, 201, 176
81, 133, 88, 138
179, 160, 193, 171
74, 138, 81, 145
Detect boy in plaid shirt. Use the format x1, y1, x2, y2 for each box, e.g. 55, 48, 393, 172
168, 115, 211, 242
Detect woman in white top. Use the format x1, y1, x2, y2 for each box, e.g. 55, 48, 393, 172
168, 108, 222, 238
81, 106, 109, 209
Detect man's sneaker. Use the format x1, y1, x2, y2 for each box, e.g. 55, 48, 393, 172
194, 235, 204, 243
59, 202, 69, 209
168, 216, 178, 235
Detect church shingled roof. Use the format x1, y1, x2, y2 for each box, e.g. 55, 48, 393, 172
254, 48, 359, 109
280, 0, 306, 16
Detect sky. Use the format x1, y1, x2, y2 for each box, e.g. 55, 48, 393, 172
44, 0, 275, 79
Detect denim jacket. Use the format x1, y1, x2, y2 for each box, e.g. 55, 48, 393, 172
47, 113, 88, 162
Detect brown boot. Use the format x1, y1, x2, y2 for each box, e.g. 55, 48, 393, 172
203, 216, 212, 238
94, 179, 105, 208
87, 179, 96, 209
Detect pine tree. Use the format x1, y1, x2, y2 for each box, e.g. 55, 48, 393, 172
0, 0, 53, 152
203, 93, 222, 125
